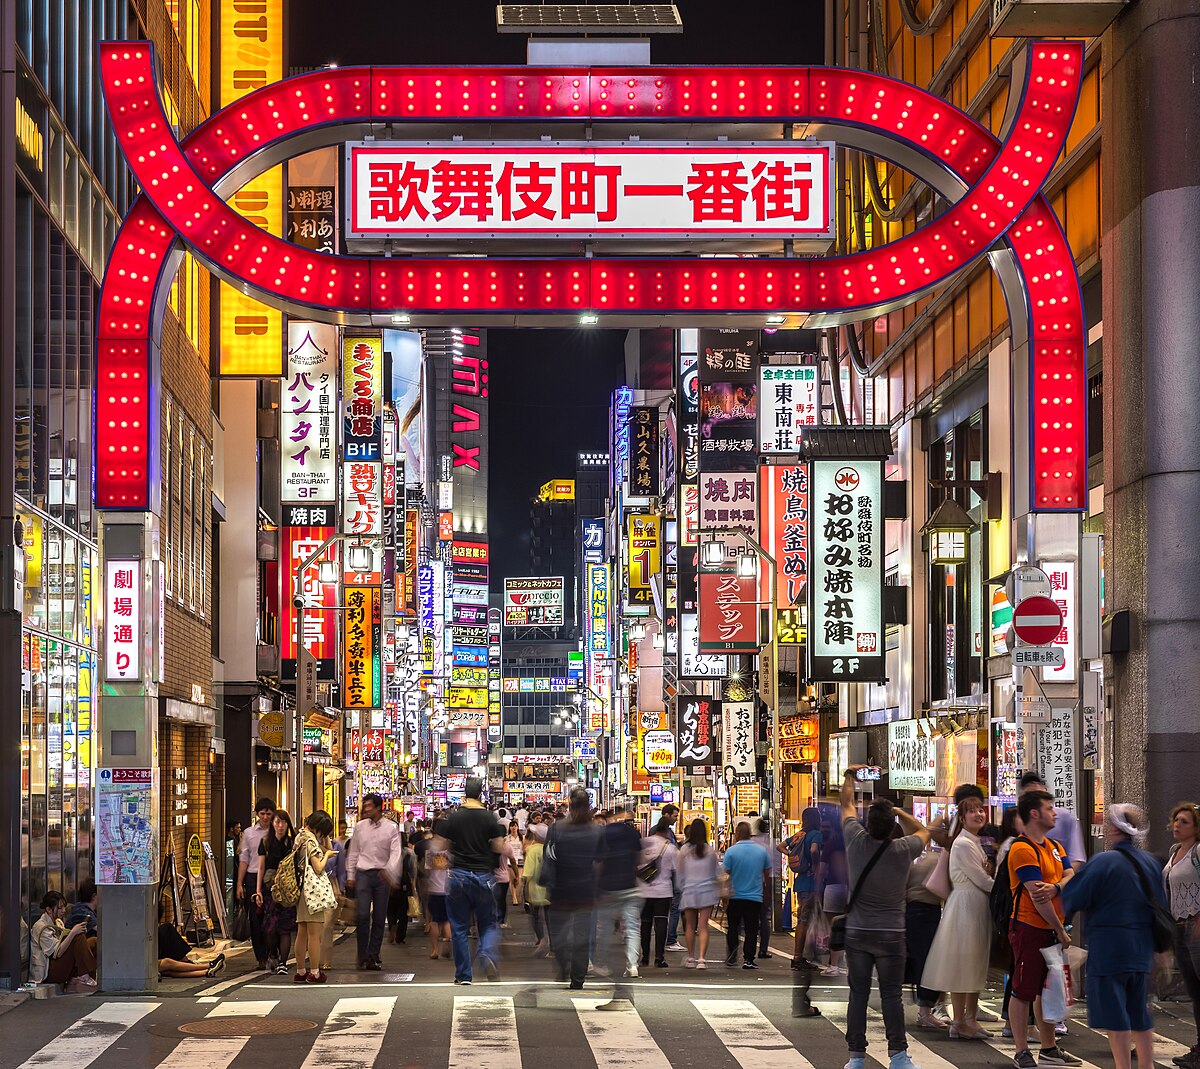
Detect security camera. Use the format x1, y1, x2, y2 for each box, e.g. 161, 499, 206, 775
292, 594, 306, 610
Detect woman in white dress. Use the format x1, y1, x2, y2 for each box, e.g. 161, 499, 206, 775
921, 795, 995, 1038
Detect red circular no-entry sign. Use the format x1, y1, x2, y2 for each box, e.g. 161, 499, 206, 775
1012, 595, 1064, 646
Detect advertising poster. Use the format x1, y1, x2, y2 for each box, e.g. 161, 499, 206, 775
504, 577, 564, 626
700, 380, 758, 470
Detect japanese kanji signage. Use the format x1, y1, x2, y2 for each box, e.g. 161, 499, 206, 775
342, 335, 382, 459
679, 610, 728, 678
721, 701, 757, 786
698, 330, 759, 383
677, 696, 717, 767
760, 464, 810, 609
281, 525, 339, 680
587, 563, 611, 656
342, 461, 382, 535
699, 571, 761, 652
504, 577, 564, 627
347, 143, 834, 240
700, 380, 758, 470
582, 518, 605, 564
630, 406, 659, 497
643, 729, 677, 775
626, 513, 661, 608
759, 364, 819, 452
286, 185, 336, 253
698, 471, 758, 537
887, 719, 936, 791
1033, 699, 1077, 812
104, 559, 141, 681
809, 459, 884, 681
1040, 560, 1077, 684
282, 322, 337, 503
343, 586, 380, 709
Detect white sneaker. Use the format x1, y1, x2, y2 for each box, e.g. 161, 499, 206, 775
622, 966, 640, 978
696, 959, 707, 970
685, 958, 696, 968
665, 942, 687, 953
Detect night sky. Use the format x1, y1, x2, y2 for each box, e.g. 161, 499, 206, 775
287, 0, 824, 587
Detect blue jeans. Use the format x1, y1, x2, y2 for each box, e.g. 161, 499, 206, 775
596, 888, 642, 971
355, 868, 391, 963
447, 868, 499, 982
666, 886, 682, 944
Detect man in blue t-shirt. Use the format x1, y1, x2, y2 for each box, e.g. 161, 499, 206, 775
722, 822, 771, 968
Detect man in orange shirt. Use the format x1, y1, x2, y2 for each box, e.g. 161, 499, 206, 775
1006, 789, 1081, 1069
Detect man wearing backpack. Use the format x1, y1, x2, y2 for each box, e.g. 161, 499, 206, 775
780, 807, 824, 969
1006, 789, 1082, 1069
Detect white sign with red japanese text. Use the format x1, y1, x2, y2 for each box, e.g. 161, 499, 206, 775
1040, 560, 1077, 684
104, 559, 141, 681
282, 323, 338, 503
346, 143, 835, 240
808, 459, 884, 682
342, 461, 382, 535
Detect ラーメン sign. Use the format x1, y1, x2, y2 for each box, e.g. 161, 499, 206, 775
808, 459, 884, 681
346, 143, 835, 240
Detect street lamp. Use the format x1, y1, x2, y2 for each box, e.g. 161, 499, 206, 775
347, 541, 373, 573
921, 495, 978, 566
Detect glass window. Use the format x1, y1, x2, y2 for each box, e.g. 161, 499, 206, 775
16, 189, 34, 505
28, 635, 49, 905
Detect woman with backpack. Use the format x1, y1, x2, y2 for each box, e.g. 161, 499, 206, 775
780, 807, 824, 970
255, 809, 297, 974
1063, 804, 1166, 1069
921, 794, 996, 1038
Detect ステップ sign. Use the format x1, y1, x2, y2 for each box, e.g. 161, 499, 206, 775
808, 459, 884, 682
347, 143, 834, 239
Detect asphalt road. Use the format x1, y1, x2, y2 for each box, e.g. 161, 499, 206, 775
4, 913, 1196, 1069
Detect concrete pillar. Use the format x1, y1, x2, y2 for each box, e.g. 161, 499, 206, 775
1102, 0, 1200, 849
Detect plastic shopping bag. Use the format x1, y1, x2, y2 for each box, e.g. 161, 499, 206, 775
1040, 943, 1075, 1023
806, 907, 831, 959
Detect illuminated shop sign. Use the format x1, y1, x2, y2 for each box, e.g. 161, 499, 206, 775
504, 577, 564, 627
587, 563, 611, 656
625, 514, 660, 608
759, 364, 819, 451
343, 586, 381, 709
582, 518, 605, 565
630, 407, 659, 497
760, 463, 809, 609
347, 143, 834, 240
104, 560, 141, 681
808, 459, 884, 681
282, 327, 337, 503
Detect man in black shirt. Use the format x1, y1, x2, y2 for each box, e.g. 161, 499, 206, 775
443, 777, 505, 984
596, 805, 645, 977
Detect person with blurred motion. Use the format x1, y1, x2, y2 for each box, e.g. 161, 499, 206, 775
423, 821, 453, 959
1005, 789, 1081, 1069
1165, 802, 1200, 1068
493, 825, 521, 928
596, 805, 644, 977
256, 808, 298, 975
922, 794, 995, 1038
839, 767, 931, 1069
443, 776, 506, 984
721, 822, 772, 969
1063, 804, 1162, 1069
522, 827, 552, 957
236, 797, 275, 969
319, 820, 347, 973
292, 810, 337, 983
659, 803, 687, 953
677, 818, 720, 968
346, 793, 402, 971
781, 808, 825, 969
906, 847, 946, 1030
544, 787, 603, 989
638, 817, 678, 969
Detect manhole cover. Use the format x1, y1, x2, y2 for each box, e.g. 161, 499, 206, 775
178, 1017, 317, 1037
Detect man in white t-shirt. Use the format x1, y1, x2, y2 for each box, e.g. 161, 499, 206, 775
515, 806, 529, 833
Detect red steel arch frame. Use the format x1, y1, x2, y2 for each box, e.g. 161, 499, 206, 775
95, 42, 1086, 515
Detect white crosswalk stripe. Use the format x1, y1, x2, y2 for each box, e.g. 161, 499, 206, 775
691, 998, 815, 1069
152, 1001, 279, 1069
814, 999, 959, 1069
449, 996, 520, 1069
299, 997, 395, 1069
571, 997, 672, 1069
13, 1001, 158, 1069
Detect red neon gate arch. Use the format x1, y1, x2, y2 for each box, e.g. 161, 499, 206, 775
96, 42, 1085, 514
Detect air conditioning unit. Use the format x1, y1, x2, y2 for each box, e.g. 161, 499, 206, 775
990, 0, 1125, 36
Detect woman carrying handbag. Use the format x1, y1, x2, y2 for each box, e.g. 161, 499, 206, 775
293, 810, 339, 983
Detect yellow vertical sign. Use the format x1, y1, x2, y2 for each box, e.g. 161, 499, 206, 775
219, 0, 285, 376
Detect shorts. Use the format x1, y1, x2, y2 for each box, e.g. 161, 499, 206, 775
428, 893, 448, 924
1086, 971, 1153, 1033
793, 891, 818, 925
1009, 921, 1058, 1003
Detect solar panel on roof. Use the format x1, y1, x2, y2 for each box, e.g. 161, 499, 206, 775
496, 5, 683, 33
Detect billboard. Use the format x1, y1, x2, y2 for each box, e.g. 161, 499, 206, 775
504, 577, 564, 627
586, 563, 611, 656
282, 323, 338, 503
347, 143, 835, 240
343, 586, 380, 709
281, 524, 339, 680
760, 463, 810, 609
758, 364, 819, 452
808, 459, 884, 681
625, 513, 660, 609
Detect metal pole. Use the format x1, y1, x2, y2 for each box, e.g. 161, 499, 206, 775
769, 561, 782, 931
